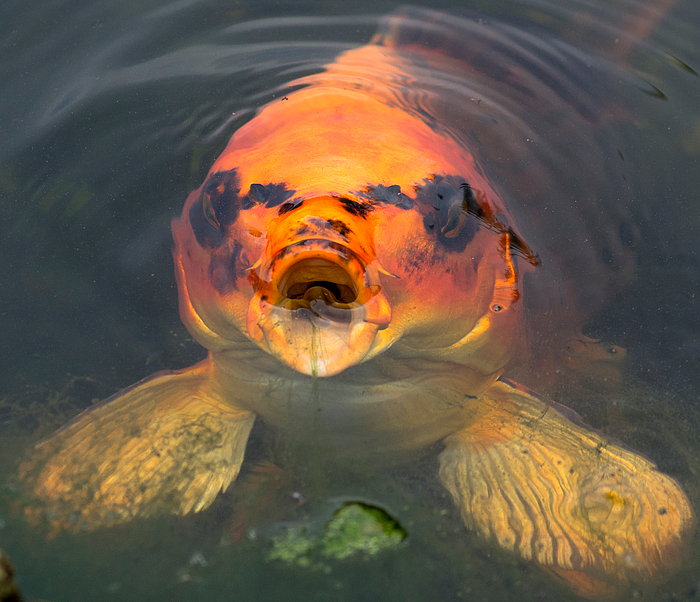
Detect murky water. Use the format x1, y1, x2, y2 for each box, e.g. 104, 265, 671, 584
1, 0, 699, 601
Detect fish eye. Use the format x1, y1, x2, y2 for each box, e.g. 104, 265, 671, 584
417, 177, 478, 251
441, 202, 469, 238
200, 171, 240, 230
202, 193, 221, 230
188, 170, 243, 248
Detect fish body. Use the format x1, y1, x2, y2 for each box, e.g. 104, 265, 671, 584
172, 52, 531, 454
21, 8, 693, 600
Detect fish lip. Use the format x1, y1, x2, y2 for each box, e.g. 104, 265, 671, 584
246, 238, 392, 376
263, 238, 376, 310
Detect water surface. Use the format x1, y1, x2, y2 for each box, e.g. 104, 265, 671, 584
1, 0, 699, 600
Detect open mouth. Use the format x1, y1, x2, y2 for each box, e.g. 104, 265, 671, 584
247, 240, 392, 376
279, 258, 358, 309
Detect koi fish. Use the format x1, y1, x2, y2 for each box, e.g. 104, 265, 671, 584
21, 7, 693, 600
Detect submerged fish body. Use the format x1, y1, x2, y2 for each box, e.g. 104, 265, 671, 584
172, 33, 538, 453
21, 7, 694, 600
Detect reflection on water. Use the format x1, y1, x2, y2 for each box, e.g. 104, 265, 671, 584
0, 1, 699, 601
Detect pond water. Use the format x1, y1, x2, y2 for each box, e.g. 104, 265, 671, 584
1, 0, 699, 601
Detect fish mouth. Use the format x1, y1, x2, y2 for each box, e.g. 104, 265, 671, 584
247, 239, 391, 376
277, 257, 358, 317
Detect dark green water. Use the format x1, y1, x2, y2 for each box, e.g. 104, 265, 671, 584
1, 0, 699, 601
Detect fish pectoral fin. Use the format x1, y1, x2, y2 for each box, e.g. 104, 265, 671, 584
438, 380, 694, 600
20, 358, 255, 531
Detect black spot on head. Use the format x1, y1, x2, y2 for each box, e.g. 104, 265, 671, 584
249, 183, 268, 204
190, 197, 225, 248
278, 198, 304, 215
338, 196, 373, 218
361, 184, 413, 209
190, 170, 242, 248
412, 175, 539, 265
460, 183, 481, 219
327, 219, 351, 239
203, 170, 242, 227
242, 182, 296, 209
189, 172, 298, 249
414, 176, 478, 252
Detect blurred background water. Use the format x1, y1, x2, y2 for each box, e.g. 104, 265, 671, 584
0, 0, 698, 600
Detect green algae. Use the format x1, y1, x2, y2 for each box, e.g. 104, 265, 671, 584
267, 502, 406, 570
320, 503, 406, 560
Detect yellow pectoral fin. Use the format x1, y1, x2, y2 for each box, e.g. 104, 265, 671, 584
20, 357, 254, 531
439, 380, 694, 600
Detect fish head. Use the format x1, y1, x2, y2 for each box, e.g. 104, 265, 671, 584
172, 85, 537, 384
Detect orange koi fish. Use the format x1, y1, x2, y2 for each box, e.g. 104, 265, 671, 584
21, 7, 693, 600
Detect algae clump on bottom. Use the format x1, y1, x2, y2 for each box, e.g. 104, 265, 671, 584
267, 502, 407, 568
